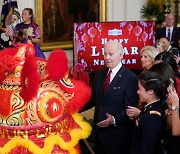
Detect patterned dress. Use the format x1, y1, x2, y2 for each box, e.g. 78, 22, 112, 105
14, 22, 46, 59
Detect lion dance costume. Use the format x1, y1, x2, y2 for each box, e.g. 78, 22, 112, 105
0, 42, 91, 154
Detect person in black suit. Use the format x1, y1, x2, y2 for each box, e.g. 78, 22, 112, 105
130, 71, 166, 154
89, 40, 138, 154
156, 13, 180, 49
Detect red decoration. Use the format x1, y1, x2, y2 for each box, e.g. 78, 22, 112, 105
97, 24, 103, 35
62, 133, 71, 142
0, 48, 19, 74
133, 25, 142, 41
46, 50, 68, 81
72, 63, 90, 86
0, 55, 20, 73
87, 26, 97, 42
0, 43, 92, 154
127, 23, 133, 34
0, 90, 13, 117
48, 98, 63, 118
20, 55, 40, 102
74, 63, 85, 73
81, 33, 89, 45
64, 79, 91, 113
141, 31, 148, 45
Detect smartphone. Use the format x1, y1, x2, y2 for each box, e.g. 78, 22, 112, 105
167, 78, 175, 92
169, 78, 175, 87
156, 42, 163, 52
156, 42, 162, 48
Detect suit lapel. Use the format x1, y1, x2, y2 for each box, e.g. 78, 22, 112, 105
162, 27, 166, 36
171, 28, 176, 43
100, 68, 108, 96
104, 66, 125, 95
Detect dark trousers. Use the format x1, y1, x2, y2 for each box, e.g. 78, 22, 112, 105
94, 137, 129, 154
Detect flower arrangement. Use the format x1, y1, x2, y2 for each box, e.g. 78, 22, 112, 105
141, 0, 166, 23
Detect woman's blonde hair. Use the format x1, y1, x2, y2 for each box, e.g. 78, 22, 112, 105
140, 46, 159, 62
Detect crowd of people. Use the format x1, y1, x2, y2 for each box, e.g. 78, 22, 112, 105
82, 13, 180, 154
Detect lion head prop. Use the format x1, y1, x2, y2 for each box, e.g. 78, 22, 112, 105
0, 42, 91, 154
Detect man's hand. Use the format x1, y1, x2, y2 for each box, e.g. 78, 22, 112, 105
174, 54, 180, 65
97, 113, 114, 127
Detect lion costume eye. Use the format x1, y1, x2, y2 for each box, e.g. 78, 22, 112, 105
48, 98, 63, 118
36, 91, 66, 123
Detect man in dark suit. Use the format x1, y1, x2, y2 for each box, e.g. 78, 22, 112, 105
156, 13, 180, 49
90, 40, 138, 154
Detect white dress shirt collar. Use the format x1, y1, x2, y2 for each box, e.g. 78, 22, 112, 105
167, 45, 172, 51
166, 26, 173, 31
144, 99, 160, 108
108, 62, 122, 82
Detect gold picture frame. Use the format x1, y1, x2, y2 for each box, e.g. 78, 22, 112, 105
35, 0, 107, 51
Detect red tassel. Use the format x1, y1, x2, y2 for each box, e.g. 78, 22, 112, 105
20, 55, 40, 102
67, 79, 91, 113
46, 50, 68, 81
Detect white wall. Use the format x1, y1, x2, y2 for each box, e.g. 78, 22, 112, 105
107, 0, 145, 21
17, 1, 35, 16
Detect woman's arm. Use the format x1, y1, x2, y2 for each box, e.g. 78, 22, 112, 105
172, 108, 180, 136
167, 86, 180, 136
32, 23, 41, 44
